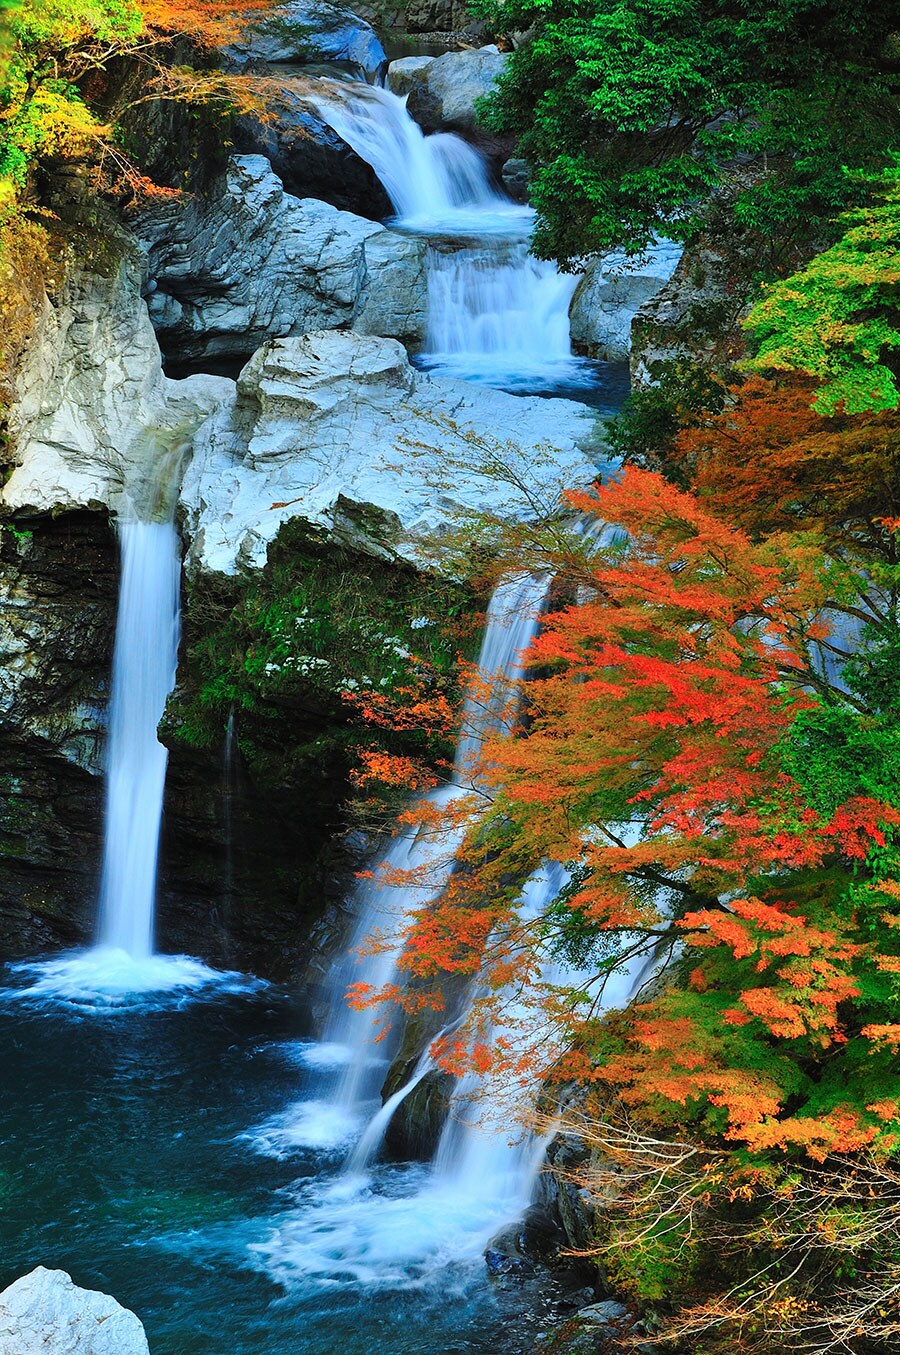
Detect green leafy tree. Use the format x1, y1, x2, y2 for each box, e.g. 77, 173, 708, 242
472, 0, 900, 266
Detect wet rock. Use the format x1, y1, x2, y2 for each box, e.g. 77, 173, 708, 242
535, 1299, 635, 1355
386, 54, 436, 97
0, 1267, 149, 1355
233, 83, 391, 218
486, 1246, 531, 1277
137, 154, 427, 365
568, 240, 682, 361
406, 46, 509, 147
181, 329, 602, 576
223, 0, 387, 81
501, 156, 529, 203
485, 1203, 564, 1277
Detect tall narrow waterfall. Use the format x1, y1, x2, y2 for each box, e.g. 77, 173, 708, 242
97, 520, 181, 959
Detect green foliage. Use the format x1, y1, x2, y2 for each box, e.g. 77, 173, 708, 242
607, 360, 727, 478
169, 520, 476, 795
745, 163, 900, 414
471, 0, 900, 266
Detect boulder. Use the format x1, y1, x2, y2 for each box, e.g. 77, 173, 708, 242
233, 81, 391, 218
223, 0, 386, 80
406, 46, 508, 137
0, 1267, 149, 1355
386, 54, 436, 98
568, 240, 683, 360
138, 155, 427, 365
180, 329, 604, 576
501, 156, 529, 203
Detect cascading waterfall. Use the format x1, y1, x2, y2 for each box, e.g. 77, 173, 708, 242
254, 573, 549, 1158
311, 80, 599, 392
311, 81, 523, 231
97, 519, 180, 959
421, 242, 582, 388
248, 573, 643, 1285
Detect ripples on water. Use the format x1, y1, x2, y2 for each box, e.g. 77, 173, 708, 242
0, 986, 587, 1355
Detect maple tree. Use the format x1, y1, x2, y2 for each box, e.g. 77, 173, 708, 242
352, 466, 900, 1165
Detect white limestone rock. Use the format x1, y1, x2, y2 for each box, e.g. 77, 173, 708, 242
0, 1267, 149, 1355
2, 233, 230, 516
181, 330, 605, 576
138, 156, 428, 362
406, 47, 507, 134
568, 239, 683, 360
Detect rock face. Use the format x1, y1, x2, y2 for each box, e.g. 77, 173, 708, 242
0, 1267, 149, 1355
568, 240, 683, 361
223, 0, 386, 80
181, 329, 603, 576
386, 54, 435, 97
0, 512, 115, 958
139, 155, 427, 367
2, 231, 229, 517
233, 83, 391, 219
406, 46, 508, 136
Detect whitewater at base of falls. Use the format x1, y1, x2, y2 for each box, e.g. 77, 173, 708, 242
1, 948, 265, 1011
8, 516, 261, 1007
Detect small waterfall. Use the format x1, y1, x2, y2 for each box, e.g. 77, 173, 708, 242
312, 79, 600, 393
312, 82, 523, 232
422, 240, 584, 388
97, 520, 181, 959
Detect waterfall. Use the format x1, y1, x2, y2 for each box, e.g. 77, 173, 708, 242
311, 81, 524, 232
421, 239, 584, 389
7, 498, 257, 1005
312, 79, 600, 393
97, 520, 180, 959
251, 574, 548, 1159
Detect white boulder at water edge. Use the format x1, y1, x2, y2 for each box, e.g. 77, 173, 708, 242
0, 1268, 149, 1355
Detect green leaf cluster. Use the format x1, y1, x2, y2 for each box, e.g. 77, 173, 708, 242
745, 162, 900, 414
471, 0, 900, 266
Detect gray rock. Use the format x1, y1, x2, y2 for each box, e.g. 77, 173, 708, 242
403, 0, 471, 33
223, 0, 386, 80
501, 156, 529, 203
406, 46, 507, 135
138, 155, 427, 364
0, 1267, 149, 1355
577, 1300, 630, 1325
181, 329, 603, 576
2, 229, 229, 518
569, 241, 682, 360
386, 54, 436, 97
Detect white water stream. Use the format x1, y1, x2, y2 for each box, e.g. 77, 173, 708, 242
97, 520, 180, 959
313, 81, 599, 392
8, 506, 255, 1006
